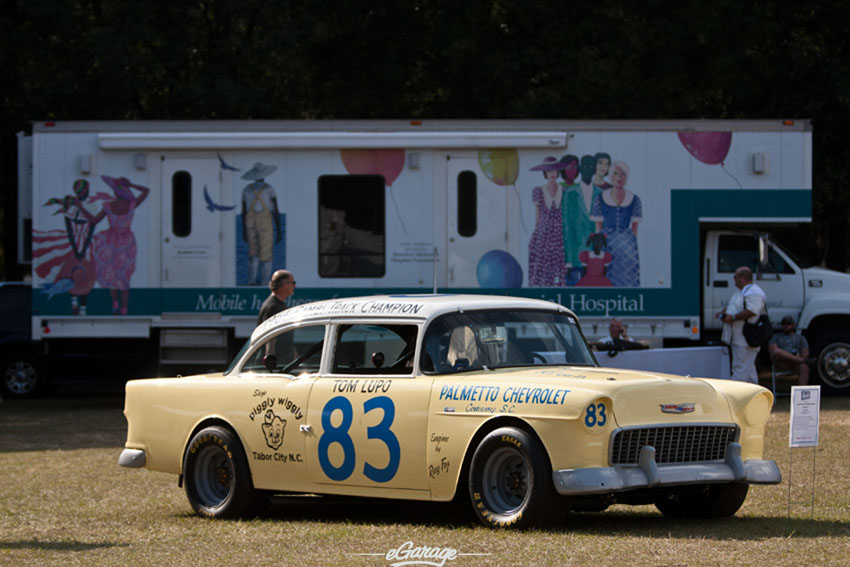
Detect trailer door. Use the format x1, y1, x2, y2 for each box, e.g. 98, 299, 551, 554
446, 154, 508, 287
161, 158, 223, 288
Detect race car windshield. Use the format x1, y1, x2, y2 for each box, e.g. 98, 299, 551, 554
421, 309, 596, 374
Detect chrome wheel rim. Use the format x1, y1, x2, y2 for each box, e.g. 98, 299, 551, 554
818, 342, 850, 389
4, 360, 38, 395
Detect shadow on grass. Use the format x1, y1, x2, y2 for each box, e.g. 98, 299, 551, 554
224, 494, 850, 540
0, 539, 126, 552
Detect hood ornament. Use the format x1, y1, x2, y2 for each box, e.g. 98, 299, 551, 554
660, 403, 696, 414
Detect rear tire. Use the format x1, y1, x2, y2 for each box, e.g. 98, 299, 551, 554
468, 427, 556, 529
655, 483, 749, 518
2, 356, 44, 398
183, 426, 265, 518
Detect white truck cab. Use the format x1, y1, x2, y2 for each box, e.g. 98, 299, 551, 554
704, 230, 850, 393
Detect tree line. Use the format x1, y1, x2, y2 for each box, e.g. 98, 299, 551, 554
2, 0, 848, 277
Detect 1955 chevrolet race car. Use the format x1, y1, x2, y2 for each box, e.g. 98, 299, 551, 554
120, 295, 781, 528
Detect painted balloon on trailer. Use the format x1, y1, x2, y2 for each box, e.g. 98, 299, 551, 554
477, 250, 523, 288
478, 149, 519, 186
677, 131, 732, 165
340, 149, 405, 186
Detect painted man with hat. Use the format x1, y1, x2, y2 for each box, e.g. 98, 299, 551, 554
241, 162, 282, 286
769, 315, 810, 385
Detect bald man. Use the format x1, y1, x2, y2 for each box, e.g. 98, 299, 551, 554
257, 269, 295, 325
719, 266, 766, 384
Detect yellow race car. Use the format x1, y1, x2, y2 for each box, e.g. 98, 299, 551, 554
120, 295, 780, 528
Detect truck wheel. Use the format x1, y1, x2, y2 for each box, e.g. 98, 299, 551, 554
655, 483, 749, 518
468, 427, 556, 529
2, 356, 43, 398
183, 426, 265, 518
810, 331, 850, 394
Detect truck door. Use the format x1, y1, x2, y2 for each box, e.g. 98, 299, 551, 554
446, 154, 508, 288
161, 158, 223, 288
704, 231, 803, 330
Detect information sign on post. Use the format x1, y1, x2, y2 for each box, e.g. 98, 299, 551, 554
788, 386, 821, 448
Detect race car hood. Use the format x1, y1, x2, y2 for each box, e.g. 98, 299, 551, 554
449, 365, 738, 426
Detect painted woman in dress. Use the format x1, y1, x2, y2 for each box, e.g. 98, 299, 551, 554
590, 161, 641, 287
527, 156, 568, 287
593, 152, 613, 190
74, 175, 149, 314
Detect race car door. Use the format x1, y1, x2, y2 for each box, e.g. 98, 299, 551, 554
306, 321, 432, 493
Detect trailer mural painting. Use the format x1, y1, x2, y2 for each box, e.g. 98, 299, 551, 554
26, 131, 743, 319
23, 121, 812, 345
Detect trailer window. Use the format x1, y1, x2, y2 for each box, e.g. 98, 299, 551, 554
172, 171, 192, 237
457, 170, 477, 237
318, 175, 385, 278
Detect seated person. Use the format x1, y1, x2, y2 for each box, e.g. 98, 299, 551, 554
446, 326, 480, 370
590, 319, 646, 352
769, 316, 810, 385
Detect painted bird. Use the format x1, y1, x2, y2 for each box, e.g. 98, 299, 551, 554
41, 278, 74, 299
203, 185, 236, 212
217, 152, 240, 171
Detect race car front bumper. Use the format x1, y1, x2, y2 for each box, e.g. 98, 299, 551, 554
552, 442, 781, 495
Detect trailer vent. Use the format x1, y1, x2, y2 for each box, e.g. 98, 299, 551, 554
610, 424, 738, 465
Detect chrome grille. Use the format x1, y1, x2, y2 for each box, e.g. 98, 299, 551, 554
610, 425, 738, 465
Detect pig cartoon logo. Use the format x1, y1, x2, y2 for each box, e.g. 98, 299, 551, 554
262, 410, 286, 450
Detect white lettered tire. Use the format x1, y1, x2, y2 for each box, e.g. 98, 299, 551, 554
183, 426, 265, 518
468, 426, 556, 528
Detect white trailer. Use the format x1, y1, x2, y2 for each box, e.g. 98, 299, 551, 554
9, 119, 848, 396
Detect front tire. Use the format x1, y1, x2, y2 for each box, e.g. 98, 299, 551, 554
468, 427, 556, 529
183, 426, 264, 518
655, 483, 749, 518
810, 330, 850, 394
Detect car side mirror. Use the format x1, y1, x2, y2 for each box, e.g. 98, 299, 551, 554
371, 352, 385, 368
263, 354, 277, 371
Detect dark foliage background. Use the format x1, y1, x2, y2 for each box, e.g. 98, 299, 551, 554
2, 0, 848, 278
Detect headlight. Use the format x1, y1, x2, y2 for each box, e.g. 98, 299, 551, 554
744, 391, 772, 427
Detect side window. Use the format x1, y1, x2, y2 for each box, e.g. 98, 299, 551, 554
717, 235, 757, 273
318, 174, 385, 278
242, 325, 325, 376
717, 235, 794, 274
457, 170, 477, 237
332, 324, 417, 375
172, 171, 192, 237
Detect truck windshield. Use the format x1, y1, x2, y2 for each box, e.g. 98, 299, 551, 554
421, 309, 597, 374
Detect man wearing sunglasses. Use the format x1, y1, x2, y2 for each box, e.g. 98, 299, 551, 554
257, 269, 296, 325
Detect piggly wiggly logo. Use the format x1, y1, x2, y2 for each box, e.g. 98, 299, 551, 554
262, 410, 286, 450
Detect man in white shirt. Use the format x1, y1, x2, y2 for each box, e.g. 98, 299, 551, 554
719, 266, 766, 384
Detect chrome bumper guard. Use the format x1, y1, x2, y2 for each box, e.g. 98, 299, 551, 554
553, 443, 781, 496
118, 448, 146, 468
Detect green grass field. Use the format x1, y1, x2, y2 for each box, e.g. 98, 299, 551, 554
1, 393, 848, 567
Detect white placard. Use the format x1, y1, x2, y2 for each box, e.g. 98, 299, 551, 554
789, 386, 821, 448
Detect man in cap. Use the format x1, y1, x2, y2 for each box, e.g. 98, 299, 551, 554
241, 162, 282, 285
768, 315, 810, 385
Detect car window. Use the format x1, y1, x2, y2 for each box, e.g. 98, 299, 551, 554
242, 325, 325, 376
332, 324, 417, 375
421, 309, 596, 374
